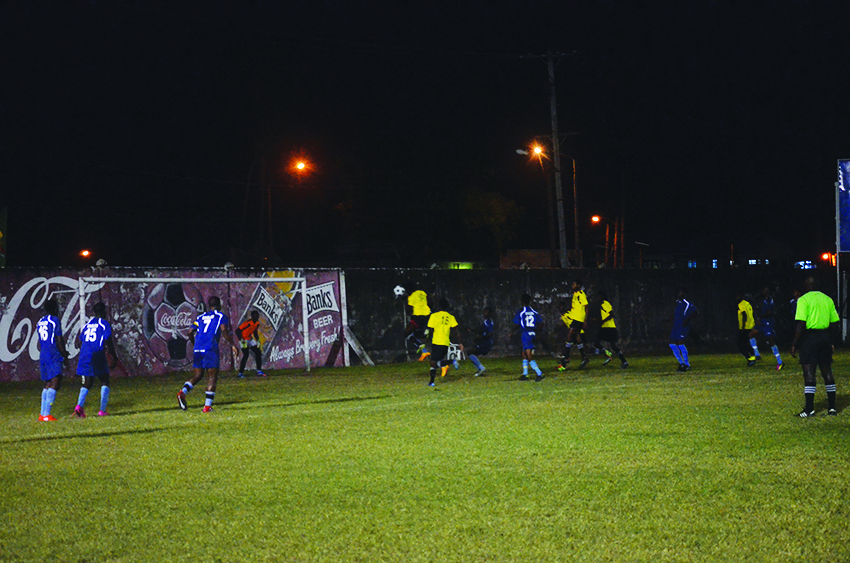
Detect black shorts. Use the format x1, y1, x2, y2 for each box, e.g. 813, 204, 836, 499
431, 344, 449, 363
799, 330, 832, 366
596, 327, 619, 343
411, 315, 429, 333
569, 320, 584, 330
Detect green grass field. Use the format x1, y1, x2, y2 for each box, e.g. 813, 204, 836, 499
2, 352, 849, 563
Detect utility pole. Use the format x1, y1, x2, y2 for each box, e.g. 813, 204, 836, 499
547, 52, 569, 269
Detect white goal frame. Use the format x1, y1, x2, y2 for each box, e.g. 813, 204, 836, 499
78, 276, 312, 371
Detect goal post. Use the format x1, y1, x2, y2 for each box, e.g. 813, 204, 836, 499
78, 276, 312, 371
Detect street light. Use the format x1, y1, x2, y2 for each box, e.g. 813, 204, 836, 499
240, 150, 315, 258
518, 143, 577, 268
591, 216, 613, 267
591, 215, 622, 268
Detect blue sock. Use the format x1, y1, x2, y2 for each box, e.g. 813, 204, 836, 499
100, 386, 110, 412
522, 359, 529, 375
530, 360, 542, 376
669, 343, 683, 364
750, 338, 760, 357
678, 345, 690, 366
78, 387, 89, 408
45, 388, 57, 416
772, 345, 782, 364
40, 389, 48, 416
205, 392, 215, 407
469, 355, 484, 370
182, 382, 194, 394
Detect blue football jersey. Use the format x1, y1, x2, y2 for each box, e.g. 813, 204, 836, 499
479, 318, 495, 340
193, 310, 229, 352
673, 299, 696, 327
37, 314, 64, 363
514, 306, 540, 334
760, 297, 775, 319
78, 317, 112, 362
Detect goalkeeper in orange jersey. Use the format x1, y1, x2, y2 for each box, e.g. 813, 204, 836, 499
236, 310, 265, 378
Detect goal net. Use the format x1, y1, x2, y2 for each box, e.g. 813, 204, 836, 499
78, 274, 316, 372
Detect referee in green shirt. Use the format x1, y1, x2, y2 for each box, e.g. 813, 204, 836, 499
790, 276, 840, 417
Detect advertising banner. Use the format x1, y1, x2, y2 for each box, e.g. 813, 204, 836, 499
838, 160, 850, 252
0, 268, 344, 382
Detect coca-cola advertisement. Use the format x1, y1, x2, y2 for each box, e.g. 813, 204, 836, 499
0, 268, 345, 382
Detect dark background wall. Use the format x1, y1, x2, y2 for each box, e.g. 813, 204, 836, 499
344, 267, 839, 363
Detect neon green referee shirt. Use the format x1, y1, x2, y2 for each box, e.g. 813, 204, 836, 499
794, 291, 839, 329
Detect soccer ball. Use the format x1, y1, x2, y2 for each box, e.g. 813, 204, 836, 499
393, 285, 406, 297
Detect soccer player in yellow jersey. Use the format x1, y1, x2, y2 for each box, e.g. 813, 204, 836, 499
736, 294, 757, 366
426, 298, 462, 387
403, 286, 431, 361
556, 302, 573, 370
791, 277, 840, 417
567, 279, 590, 368
592, 291, 629, 369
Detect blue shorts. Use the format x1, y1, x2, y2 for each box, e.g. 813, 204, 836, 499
76, 350, 109, 378
758, 320, 776, 337
193, 348, 220, 370
521, 331, 536, 350
670, 326, 689, 343
40, 358, 63, 381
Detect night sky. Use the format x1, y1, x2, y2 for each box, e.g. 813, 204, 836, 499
2, 1, 848, 268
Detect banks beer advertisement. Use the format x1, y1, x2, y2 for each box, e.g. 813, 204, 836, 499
0, 268, 344, 382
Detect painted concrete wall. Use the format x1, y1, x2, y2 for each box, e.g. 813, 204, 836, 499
343, 267, 830, 363
0, 268, 344, 382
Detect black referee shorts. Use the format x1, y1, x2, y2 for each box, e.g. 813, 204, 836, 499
799, 329, 832, 366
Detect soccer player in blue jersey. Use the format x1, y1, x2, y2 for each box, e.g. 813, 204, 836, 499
37, 298, 69, 421
512, 293, 544, 381
466, 306, 494, 376
73, 302, 118, 417
752, 286, 783, 370
669, 287, 698, 372
177, 296, 233, 412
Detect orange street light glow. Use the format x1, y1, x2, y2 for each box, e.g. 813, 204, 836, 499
289, 157, 311, 175
80, 250, 91, 258
532, 145, 544, 155
591, 216, 601, 223
821, 252, 836, 266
